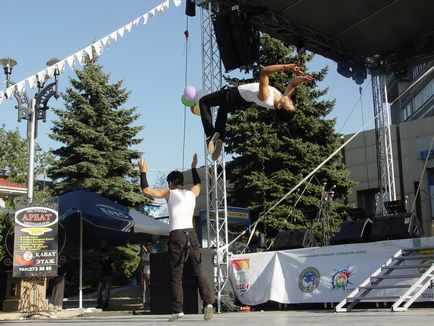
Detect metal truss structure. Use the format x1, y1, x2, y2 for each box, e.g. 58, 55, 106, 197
199, 0, 229, 313
371, 73, 397, 215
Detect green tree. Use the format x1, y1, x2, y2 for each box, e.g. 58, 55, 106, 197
49, 56, 145, 207
224, 34, 355, 244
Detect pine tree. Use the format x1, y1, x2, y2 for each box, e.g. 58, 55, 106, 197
224, 34, 355, 244
49, 55, 145, 207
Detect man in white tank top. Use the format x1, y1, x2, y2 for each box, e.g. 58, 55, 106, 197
198, 63, 313, 161
138, 154, 213, 322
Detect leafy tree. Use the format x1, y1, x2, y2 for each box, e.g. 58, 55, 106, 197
0, 124, 55, 185
49, 55, 145, 207
224, 34, 355, 244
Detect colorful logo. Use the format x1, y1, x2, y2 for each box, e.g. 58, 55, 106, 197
298, 267, 320, 293
331, 265, 356, 290
231, 259, 250, 272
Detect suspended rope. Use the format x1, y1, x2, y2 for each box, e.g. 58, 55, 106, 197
181, 17, 190, 171
338, 79, 371, 134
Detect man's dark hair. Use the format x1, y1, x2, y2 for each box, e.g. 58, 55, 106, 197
167, 170, 184, 186
275, 108, 294, 122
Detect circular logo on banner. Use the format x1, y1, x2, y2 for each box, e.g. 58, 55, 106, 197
23, 251, 33, 261
298, 267, 320, 293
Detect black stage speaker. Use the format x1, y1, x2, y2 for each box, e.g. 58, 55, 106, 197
331, 218, 372, 244
150, 249, 215, 314
212, 7, 259, 71
370, 213, 421, 241
273, 229, 317, 250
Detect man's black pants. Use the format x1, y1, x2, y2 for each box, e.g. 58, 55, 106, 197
199, 87, 250, 140
168, 228, 212, 313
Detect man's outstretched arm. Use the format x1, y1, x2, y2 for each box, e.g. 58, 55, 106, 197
190, 153, 201, 197
138, 157, 170, 200
258, 63, 304, 101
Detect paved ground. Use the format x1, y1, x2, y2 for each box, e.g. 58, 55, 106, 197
2, 309, 434, 326
2, 285, 434, 325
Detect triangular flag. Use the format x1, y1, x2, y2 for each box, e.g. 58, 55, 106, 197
26, 75, 37, 89
6, 86, 15, 99
55, 60, 66, 73
110, 31, 118, 42
84, 46, 94, 60
0, 91, 4, 104
47, 65, 56, 78
75, 50, 86, 64
142, 13, 149, 25
101, 36, 110, 48
148, 8, 156, 18
117, 26, 125, 38
16, 81, 25, 93
125, 22, 133, 33
133, 17, 141, 26
92, 41, 103, 56
173, 0, 182, 7
157, 1, 169, 13
37, 70, 47, 82
66, 55, 76, 69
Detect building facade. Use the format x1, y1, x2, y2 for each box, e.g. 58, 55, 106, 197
344, 62, 434, 236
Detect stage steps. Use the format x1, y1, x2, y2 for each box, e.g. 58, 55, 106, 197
335, 246, 434, 312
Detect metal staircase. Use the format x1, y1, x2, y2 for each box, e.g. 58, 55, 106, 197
335, 247, 434, 312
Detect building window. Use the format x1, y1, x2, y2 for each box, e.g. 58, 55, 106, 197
412, 79, 434, 113
401, 103, 412, 121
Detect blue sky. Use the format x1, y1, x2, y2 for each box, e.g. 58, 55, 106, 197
0, 0, 374, 186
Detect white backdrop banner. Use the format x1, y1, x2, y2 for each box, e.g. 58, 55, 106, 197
229, 237, 434, 305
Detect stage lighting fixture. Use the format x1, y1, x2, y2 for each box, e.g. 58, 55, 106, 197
351, 64, 367, 85
337, 61, 352, 78
296, 38, 306, 55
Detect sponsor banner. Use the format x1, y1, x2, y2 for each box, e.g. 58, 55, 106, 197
13, 206, 58, 277
229, 237, 434, 305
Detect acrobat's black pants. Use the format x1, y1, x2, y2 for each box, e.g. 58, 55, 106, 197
168, 228, 212, 314
199, 87, 250, 140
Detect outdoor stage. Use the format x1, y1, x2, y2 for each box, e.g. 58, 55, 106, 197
229, 237, 434, 306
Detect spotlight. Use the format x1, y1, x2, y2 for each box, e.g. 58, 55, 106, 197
351, 64, 367, 85
337, 61, 352, 78
296, 38, 306, 55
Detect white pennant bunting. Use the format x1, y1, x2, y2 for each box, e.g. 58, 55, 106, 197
47, 65, 56, 78
84, 46, 94, 60
142, 13, 149, 25
101, 36, 110, 48
75, 51, 86, 64
117, 27, 125, 39
26, 75, 37, 89
66, 55, 76, 69
92, 41, 103, 56
55, 60, 66, 73
16, 81, 25, 93
1, 0, 179, 100
157, 0, 169, 13
37, 70, 47, 82
133, 17, 141, 26
6, 86, 14, 99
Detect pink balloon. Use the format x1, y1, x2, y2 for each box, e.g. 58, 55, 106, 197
184, 86, 196, 101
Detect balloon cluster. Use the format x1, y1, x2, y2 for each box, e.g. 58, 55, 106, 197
181, 86, 208, 116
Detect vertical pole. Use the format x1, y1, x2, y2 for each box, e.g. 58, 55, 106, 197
79, 215, 83, 309
27, 99, 36, 203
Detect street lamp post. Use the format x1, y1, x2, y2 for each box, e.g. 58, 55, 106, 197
0, 57, 60, 203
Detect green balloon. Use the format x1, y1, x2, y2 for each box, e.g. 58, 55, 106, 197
181, 95, 195, 107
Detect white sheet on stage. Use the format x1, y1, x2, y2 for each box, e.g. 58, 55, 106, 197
229, 237, 434, 305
